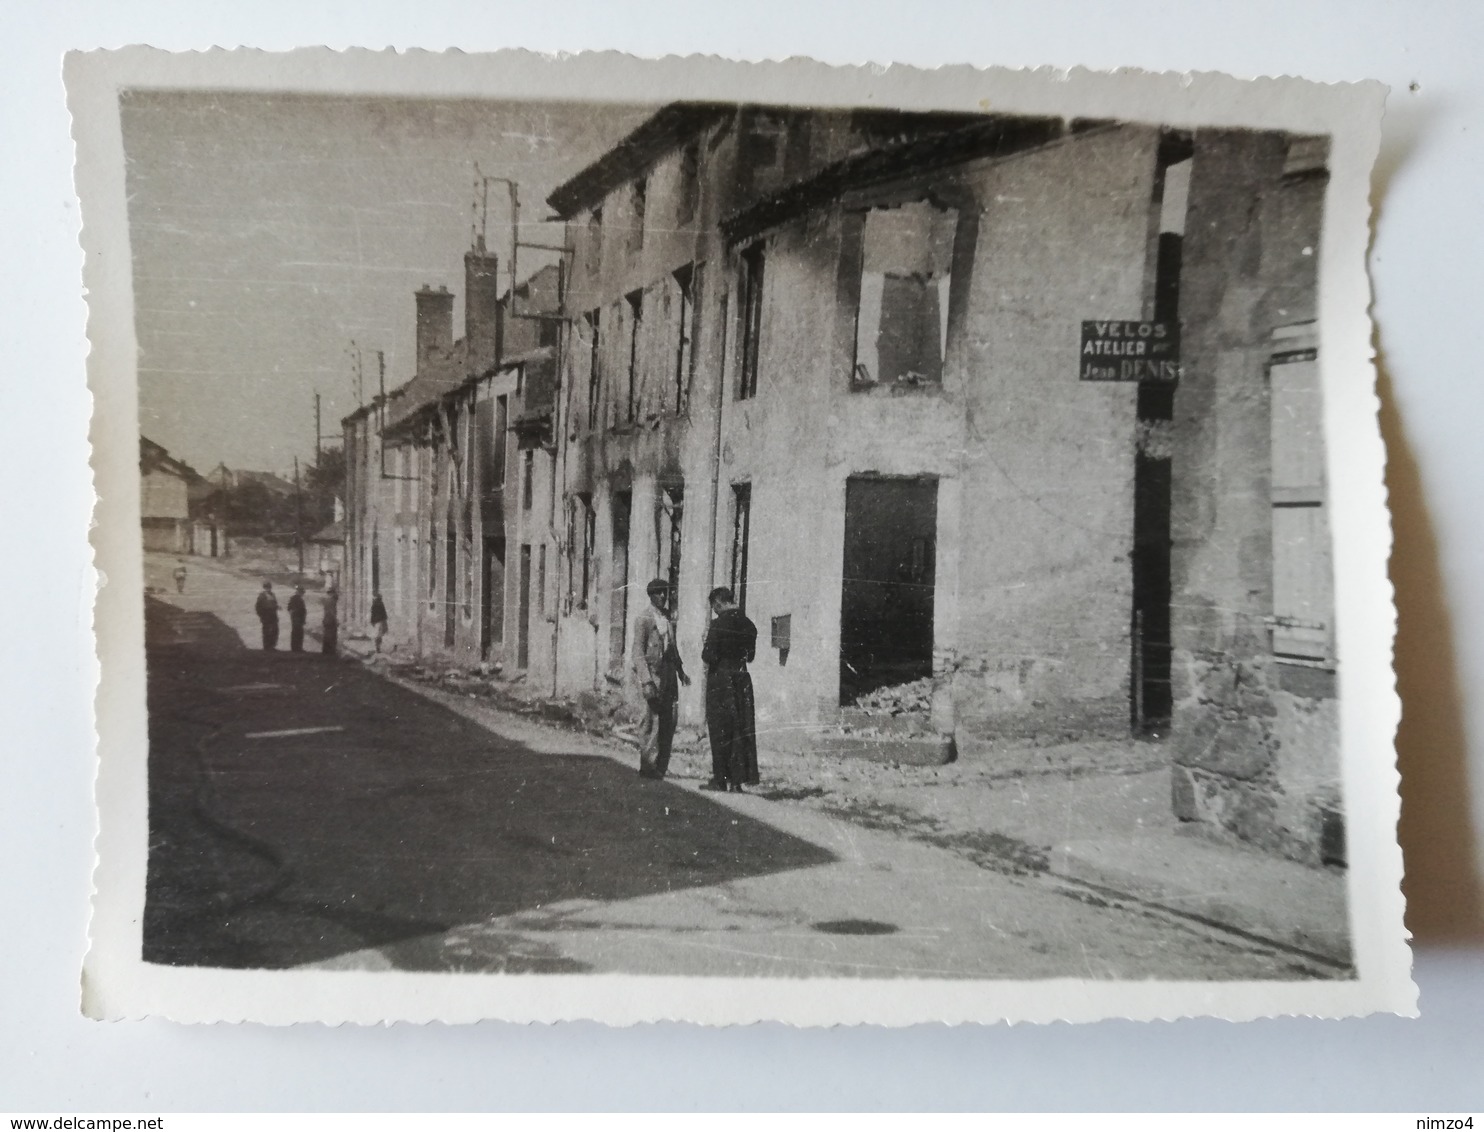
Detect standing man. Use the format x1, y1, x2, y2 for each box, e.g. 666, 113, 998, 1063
172, 560, 188, 594
632, 578, 690, 780
700, 587, 760, 792
369, 591, 389, 653
254, 581, 280, 651
286, 583, 308, 653
321, 585, 340, 658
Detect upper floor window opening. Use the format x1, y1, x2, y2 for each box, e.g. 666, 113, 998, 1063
672, 264, 699, 415
629, 178, 647, 256
736, 243, 765, 401
585, 310, 602, 432
850, 200, 958, 389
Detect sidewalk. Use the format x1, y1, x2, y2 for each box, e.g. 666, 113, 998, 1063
336, 637, 1353, 969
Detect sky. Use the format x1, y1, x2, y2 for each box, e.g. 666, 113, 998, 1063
122, 91, 655, 475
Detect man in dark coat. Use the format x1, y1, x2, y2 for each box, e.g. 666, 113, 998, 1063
286, 583, 307, 653
632, 578, 689, 780
254, 581, 280, 651
700, 586, 759, 792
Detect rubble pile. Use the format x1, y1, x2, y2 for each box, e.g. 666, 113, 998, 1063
850, 676, 934, 716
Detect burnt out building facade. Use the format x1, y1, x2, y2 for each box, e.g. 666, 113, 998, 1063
437, 103, 1339, 866
342, 249, 563, 677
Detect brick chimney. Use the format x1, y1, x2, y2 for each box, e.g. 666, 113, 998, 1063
415, 284, 455, 372
464, 238, 502, 376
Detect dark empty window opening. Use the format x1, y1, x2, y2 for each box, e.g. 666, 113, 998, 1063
585, 310, 602, 431
481, 535, 505, 657
839, 475, 937, 705
609, 491, 632, 674
570, 492, 596, 609
737, 243, 765, 400
629, 179, 646, 255
743, 109, 786, 171
673, 264, 696, 415
730, 482, 752, 615
852, 201, 957, 388
522, 449, 534, 510
625, 290, 643, 423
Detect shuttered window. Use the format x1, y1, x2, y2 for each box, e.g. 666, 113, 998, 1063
1268, 324, 1333, 665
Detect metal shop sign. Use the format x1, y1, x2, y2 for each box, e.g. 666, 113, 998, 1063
1079, 320, 1180, 382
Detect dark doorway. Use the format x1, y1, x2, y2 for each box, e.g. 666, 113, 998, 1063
480, 535, 505, 660
1130, 138, 1191, 735
839, 475, 937, 704
517, 544, 532, 670
609, 491, 632, 674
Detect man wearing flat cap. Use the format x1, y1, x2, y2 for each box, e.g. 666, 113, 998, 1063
632, 577, 690, 780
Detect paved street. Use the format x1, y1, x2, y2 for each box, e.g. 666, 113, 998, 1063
143, 553, 1325, 979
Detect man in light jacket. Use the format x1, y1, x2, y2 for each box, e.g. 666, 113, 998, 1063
632, 578, 689, 780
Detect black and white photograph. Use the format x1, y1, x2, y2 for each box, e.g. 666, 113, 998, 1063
70, 51, 1409, 1025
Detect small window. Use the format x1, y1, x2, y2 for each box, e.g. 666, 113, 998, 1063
851, 201, 957, 388
522, 449, 534, 510
730, 482, 752, 615
737, 243, 765, 400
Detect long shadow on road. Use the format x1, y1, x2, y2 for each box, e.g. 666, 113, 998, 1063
143, 597, 836, 971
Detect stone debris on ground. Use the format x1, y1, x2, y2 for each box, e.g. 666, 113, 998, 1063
848, 675, 935, 716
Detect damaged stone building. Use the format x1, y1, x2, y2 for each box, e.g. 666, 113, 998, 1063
342, 246, 562, 674
542, 103, 1340, 865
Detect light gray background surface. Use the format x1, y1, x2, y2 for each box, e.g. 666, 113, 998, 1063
2, 0, 1480, 1111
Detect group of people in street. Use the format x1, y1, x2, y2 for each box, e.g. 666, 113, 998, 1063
632, 578, 760, 793
254, 580, 338, 656
249, 571, 757, 790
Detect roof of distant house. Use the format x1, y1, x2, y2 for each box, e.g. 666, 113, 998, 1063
139, 436, 201, 482
309, 520, 345, 544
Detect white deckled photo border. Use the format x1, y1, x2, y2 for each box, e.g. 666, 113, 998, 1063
68, 47, 1411, 1025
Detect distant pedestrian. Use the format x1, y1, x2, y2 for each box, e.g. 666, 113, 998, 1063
701, 587, 760, 793
286, 583, 307, 653
370, 591, 389, 652
321, 586, 339, 658
632, 578, 690, 780
254, 581, 280, 651
172, 560, 188, 594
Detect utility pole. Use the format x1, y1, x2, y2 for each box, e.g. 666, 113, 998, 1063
293, 455, 305, 576
314, 393, 322, 466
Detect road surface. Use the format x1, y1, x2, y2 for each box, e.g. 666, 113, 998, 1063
143, 553, 1323, 979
